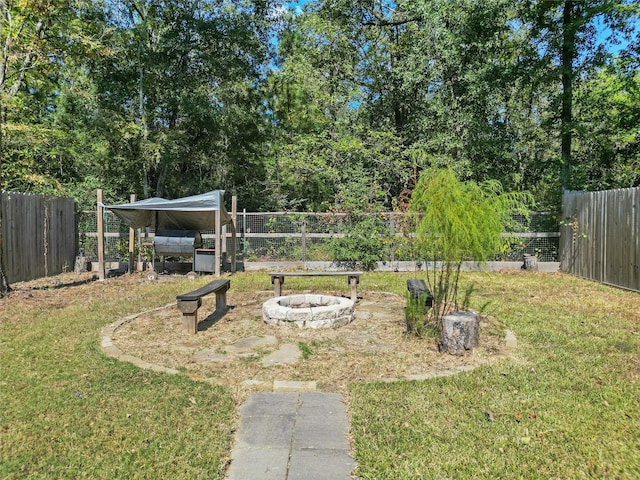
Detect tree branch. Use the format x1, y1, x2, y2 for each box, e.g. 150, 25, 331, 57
363, 16, 421, 28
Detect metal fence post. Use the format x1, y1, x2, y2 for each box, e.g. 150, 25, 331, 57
302, 217, 307, 264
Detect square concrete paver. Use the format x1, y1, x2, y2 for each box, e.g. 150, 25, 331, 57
227, 392, 356, 480
227, 447, 290, 480
287, 449, 356, 480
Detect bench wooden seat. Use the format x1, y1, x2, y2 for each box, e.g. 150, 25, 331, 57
176, 279, 230, 334
269, 271, 363, 302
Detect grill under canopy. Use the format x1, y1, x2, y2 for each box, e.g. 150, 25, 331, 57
153, 230, 202, 257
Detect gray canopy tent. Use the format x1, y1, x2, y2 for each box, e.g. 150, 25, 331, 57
100, 190, 235, 277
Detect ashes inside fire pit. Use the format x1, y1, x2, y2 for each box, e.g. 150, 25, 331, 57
262, 294, 355, 329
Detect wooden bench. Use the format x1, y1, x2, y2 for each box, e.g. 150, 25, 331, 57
269, 271, 363, 302
176, 279, 230, 334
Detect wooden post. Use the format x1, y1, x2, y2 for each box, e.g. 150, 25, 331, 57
242, 208, 247, 262
389, 212, 395, 264
177, 298, 202, 335
231, 195, 237, 273
214, 209, 221, 277
221, 223, 227, 270
128, 194, 136, 274
272, 275, 283, 296
97, 189, 105, 281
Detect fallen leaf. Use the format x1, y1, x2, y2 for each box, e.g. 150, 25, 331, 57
514, 412, 523, 422
485, 411, 495, 422
528, 413, 537, 421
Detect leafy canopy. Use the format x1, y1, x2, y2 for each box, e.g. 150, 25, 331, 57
410, 168, 532, 263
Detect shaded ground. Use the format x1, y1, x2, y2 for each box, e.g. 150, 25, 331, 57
111, 287, 510, 399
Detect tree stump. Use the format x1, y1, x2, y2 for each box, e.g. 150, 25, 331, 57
522, 254, 538, 271
439, 311, 480, 355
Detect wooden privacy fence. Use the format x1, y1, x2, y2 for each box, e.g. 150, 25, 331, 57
1, 192, 76, 282
560, 187, 640, 292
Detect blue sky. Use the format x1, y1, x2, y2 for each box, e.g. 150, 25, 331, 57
282, 1, 637, 55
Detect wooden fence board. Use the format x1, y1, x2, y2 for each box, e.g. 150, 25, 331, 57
1, 192, 76, 283
561, 187, 640, 292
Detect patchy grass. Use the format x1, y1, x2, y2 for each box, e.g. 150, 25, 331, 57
110, 288, 507, 400
0, 273, 235, 479
348, 271, 640, 479
2, 270, 639, 479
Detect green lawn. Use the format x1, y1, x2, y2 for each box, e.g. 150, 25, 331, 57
1, 271, 638, 479
1, 275, 235, 480
350, 271, 640, 479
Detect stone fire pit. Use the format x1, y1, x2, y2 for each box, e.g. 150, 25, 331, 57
262, 294, 355, 329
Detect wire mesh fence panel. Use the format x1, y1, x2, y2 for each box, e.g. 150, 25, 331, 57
499, 212, 560, 262
77, 211, 560, 265
234, 212, 560, 263
78, 211, 130, 262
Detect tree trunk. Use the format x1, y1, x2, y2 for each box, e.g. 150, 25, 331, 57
560, 0, 575, 191
0, 98, 12, 297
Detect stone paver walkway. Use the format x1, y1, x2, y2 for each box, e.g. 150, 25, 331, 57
226, 392, 355, 480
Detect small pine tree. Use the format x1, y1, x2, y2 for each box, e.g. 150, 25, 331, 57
409, 168, 531, 332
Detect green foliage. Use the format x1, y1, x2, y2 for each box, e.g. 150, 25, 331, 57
412, 169, 532, 262
327, 174, 391, 270
409, 168, 532, 329
1, 0, 638, 214
329, 213, 388, 271
298, 342, 313, 360
404, 292, 434, 338
573, 61, 640, 190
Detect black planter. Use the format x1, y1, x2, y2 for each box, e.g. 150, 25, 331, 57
406, 279, 433, 307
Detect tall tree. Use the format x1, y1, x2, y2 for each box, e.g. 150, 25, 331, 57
522, 0, 639, 191
94, 0, 273, 205
572, 56, 640, 189
265, 4, 410, 211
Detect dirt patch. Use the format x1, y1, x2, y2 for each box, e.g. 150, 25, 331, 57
111, 289, 510, 399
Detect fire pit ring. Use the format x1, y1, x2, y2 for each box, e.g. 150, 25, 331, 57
262, 294, 355, 329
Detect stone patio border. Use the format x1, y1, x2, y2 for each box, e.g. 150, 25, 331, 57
99, 304, 517, 391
